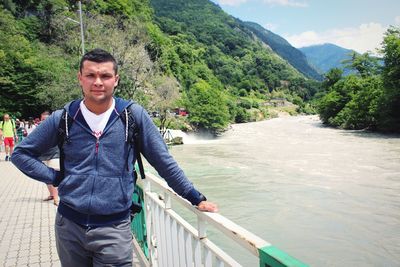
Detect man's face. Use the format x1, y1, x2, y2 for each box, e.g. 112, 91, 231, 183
78, 60, 119, 105
3, 115, 9, 121
40, 114, 49, 121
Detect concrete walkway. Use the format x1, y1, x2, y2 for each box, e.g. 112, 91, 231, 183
0, 152, 144, 267
0, 156, 60, 267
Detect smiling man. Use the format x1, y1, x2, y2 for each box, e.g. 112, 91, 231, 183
12, 48, 218, 267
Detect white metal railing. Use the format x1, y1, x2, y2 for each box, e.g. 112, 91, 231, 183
132, 172, 307, 267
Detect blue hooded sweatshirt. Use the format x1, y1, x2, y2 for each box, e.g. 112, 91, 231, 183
12, 97, 205, 226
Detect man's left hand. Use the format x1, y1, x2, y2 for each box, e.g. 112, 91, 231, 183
197, 201, 218, 212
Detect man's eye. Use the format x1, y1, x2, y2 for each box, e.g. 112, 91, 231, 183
86, 74, 95, 78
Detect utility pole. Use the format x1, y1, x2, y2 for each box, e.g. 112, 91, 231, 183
78, 1, 85, 55
65, 1, 85, 55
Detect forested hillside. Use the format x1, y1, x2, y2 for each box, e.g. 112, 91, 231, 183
0, 0, 155, 118
300, 43, 355, 75
242, 21, 322, 81
150, 0, 318, 96
4, 0, 398, 133
1, 0, 320, 134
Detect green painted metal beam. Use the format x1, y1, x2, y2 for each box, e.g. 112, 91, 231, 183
259, 245, 308, 267
130, 186, 149, 258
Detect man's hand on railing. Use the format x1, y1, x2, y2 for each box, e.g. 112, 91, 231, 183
197, 201, 218, 212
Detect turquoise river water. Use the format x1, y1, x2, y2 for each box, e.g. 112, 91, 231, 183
166, 115, 400, 266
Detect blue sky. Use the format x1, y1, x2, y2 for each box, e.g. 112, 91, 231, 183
211, 0, 400, 53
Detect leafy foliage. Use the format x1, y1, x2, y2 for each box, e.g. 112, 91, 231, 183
378, 27, 400, 131
0, 7, 53, 117
184, 80, 230, 133
316, 28, 400, 132
10, 0, 400, 134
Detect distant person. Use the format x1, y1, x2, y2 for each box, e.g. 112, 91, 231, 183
0, 113, 18, 161
25, 117, 36, 135
39, 111, 60, 206
11, 48, 218, 266
15, 119, 26, 143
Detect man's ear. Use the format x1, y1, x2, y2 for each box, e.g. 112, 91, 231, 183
78, 72, 84, 96
114, 74, 119, 87
78, 71, 82, 85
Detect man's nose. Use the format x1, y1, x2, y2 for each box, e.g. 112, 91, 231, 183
94, 76, 103, 86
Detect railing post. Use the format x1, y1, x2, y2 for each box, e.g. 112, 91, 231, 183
133, 172, 308, 266
164, 192, 171, 209
197, 215, 207, 239
143, 179, 155, 266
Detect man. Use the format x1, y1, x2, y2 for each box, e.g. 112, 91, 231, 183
15, 119, 25, 143
12, 48, 218, 266
0, 113, 18, 161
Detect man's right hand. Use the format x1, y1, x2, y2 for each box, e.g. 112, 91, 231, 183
197, 201, 218, 212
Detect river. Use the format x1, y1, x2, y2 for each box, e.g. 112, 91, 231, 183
167, 115, 400, 266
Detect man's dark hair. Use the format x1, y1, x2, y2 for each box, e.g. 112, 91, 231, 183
79, 48, 118, 74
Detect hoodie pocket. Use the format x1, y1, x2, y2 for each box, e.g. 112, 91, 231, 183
90, 175, 132, 214
57, 175, 72, 191
57, 174, 94, 212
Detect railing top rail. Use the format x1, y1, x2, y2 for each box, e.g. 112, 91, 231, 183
139, 172, 270, 257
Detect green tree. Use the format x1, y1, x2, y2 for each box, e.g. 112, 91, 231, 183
379, 26, 400, 131
317, 75, 359, 125
151, 76, 180, 137
343, 52, 381, 78
330, 76, 383, 129
0, 8, 49, 117
184, 80, 229, 134
323, 68, 343, 89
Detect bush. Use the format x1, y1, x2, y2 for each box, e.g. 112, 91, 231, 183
235, 107, 250, 123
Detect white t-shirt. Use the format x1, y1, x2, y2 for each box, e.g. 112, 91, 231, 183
80, 99, 115, 139
25, 124, 36, 135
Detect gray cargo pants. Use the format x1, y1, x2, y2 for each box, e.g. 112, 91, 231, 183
54, 212, 133, 267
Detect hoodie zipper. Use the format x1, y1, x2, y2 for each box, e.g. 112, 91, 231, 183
95, 137, 100, 171
87, 137, 99, 226
95, 138, 99, 154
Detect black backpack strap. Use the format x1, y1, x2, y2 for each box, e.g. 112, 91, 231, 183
120, 105, 145, 219
121, 106, 145, 180
54, 109, 73, 187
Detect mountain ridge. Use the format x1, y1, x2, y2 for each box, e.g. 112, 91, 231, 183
242, 21, 322, 80
299, 43, 355, 74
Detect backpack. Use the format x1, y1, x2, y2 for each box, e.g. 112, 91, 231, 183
0, 119, 16, 130
55, 104, 145, 216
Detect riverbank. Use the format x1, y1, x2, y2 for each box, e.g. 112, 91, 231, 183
167, 110, 303, 144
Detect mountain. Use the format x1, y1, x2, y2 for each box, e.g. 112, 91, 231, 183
242, 21, 322, 81
149, 0, 318, 95
299, 43, 355, 74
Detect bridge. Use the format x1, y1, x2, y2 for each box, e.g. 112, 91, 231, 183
0, 154, 307, 267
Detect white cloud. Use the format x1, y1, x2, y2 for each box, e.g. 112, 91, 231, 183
263, 0, 308, 7
284, 22, 388, 54
216, 0, 248, 6
395, 16, 400, 26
